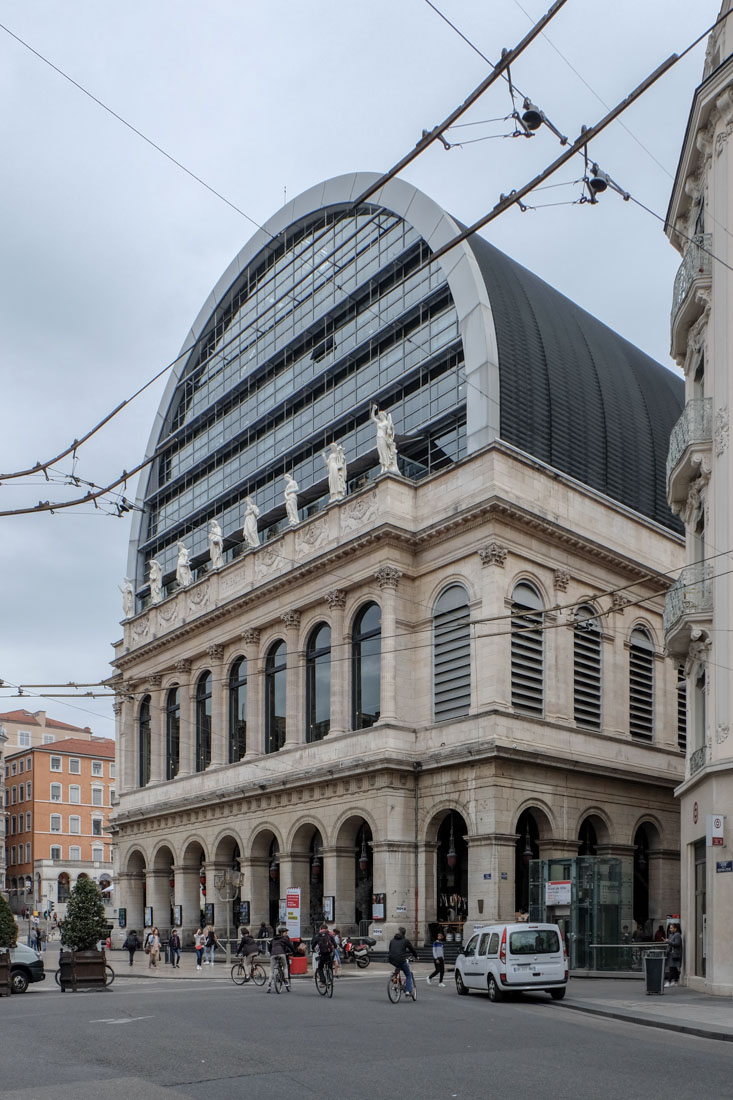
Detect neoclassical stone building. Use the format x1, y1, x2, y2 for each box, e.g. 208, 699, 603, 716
110, 174, 685, 959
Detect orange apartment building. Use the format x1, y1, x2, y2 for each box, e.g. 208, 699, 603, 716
4, 737, 116, 917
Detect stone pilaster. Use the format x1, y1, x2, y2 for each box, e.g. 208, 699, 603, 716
117, 869, 145, 933
148, 674, 165, 784
475, 544, 512, 712
145, 868, 172, 936
242, 630, 262, 758
325, 589, 347, 736
207, 645, 227, 768
282, 610, 304, 746
175, 660, 195, 777
375, 566, 402, 723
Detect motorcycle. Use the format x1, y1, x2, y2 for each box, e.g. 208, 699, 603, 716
342, 937, 375, 968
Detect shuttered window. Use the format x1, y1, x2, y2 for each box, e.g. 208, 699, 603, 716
574, 605, 601, 729
677, 663, 687, 753
629, 627, 654, 741
433, 585, 471, 721
511, 582, 544, 716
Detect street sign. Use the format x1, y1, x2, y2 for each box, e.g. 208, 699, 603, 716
707, 814, 725, 847
716, 860, 733, 873
545, 880, 572, 905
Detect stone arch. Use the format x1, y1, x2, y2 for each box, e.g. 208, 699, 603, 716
287, 816, 328, 854
627, 618, 660, 652
427, 574, 476, 611
151, 841, 177, 871
511, 799, 555, 840
425, 805, 470, 931
124, 847, 147, 874
180, 836, 208, 870
248, 824, 284, 861
576, 808, 613, 849
212, 831, 243, 866
333, 808, 380, 848
422, 798, 474, 845
506, 571, 551, 610
628, 814, 664, 849
345, 596, 382, 636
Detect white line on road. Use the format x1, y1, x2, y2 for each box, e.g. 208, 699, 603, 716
89, 1015, 156, 1024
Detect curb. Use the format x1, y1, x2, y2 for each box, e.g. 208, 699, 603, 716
555, 999, 733, 1044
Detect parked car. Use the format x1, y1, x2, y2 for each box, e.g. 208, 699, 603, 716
454, 922, 567, 1001
9, 943, 46, 994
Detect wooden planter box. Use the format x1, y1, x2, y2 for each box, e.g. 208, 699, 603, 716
0, 950, 11, 998
58, 948, 107, 992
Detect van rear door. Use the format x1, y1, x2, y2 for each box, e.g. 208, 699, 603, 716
505, 926, 565, 986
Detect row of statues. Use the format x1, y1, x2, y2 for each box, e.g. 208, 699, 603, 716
120, 405, 400, 616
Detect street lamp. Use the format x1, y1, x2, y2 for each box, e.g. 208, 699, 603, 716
214, 868, 244, 966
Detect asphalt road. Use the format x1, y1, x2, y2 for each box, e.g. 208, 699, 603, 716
2, 972, 733, 1100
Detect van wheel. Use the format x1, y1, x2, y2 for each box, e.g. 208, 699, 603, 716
487, 975, 503, 1002
11, 970, 29, 994
455, 972, 469, 996
549, 988, 566, 1001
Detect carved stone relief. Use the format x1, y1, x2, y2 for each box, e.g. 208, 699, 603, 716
554, 568, 571, 592
294, 516, 328, 555
478, 542, 507, 568
715, 406, 729, 457
716, 722, 730, 744
375, 565, 402, 590
341, 490, 378, 531
254, 545, 281, 580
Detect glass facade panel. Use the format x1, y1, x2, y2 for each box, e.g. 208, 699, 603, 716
306, 623, 331, 742
139, 695, 151, 788
265, 642, 287, 754
352, 603, 381, 730
196, 672, 213, 772
229, 657, 247, 762
166, 686, 180, 780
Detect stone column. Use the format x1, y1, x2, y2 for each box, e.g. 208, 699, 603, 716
475, 544, 512, 712
371, 838, 416, 943
605, 596, 631, 736
546, 570, 572, 723
242, 630, 263, 758
248, 855, 270, 931
175, 660, 196, 777
113, 698, 128, 795
148, 674, 165, 784
325, 590, 347, 736
117, 870, 144, 932
464, 833, 518, 927
145, 868, 172, 936
117, 684, 137, 793
417, 840, 437, 942
282, 610, 305, 747
375, 566, 402, 724
207, 645, 227, 768
175, 864, 202, 945
323, 844, 354, 930
648, 848, 681, 925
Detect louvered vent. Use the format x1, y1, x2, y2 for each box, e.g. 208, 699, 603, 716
433, 585, 471, 721
574, 606, 602, 729
677, 663, 687, 753
511, 582, 544, 716
629, 628, 654, 741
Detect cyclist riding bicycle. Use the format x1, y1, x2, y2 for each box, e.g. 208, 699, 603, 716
311, 923, 337, 985
387, 926, 418, 997
266, 927, 294, 992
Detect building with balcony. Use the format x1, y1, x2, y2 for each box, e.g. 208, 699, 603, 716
664, 0, 733, 996
110, 173, 685, 957
4, 737, 116, 920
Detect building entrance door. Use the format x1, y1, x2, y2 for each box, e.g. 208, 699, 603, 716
694, 840, 706, 977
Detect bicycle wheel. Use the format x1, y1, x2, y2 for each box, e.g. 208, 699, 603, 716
274, 966, 284, 994
387, 974, 402, 1003
104, 965, 115, 987
54, 969, 61, 988
250, 963, 266, 986
326, 965, 334, 999
315, 967, 328, 996
231, 962, 247, 986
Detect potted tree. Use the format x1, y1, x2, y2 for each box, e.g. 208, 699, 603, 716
0, 893, 17, 997
59, 877, 109, 991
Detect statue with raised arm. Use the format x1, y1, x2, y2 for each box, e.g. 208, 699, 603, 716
370, 403, 399, 474
176, 541, 193, 588
119, 578, 134, 619
208, 519, 224, 570
148, 558, 163, 605
322, 442, 347, 502
243, 496, 260, 548
283, 474, 299, 527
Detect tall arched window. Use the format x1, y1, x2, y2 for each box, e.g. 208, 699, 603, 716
166, 685, 180, 780
511, 582, 544, 715
196, 671, 212, 772
629, 627, 654, 741
306, 623, 331, 742
138, 695, 152, 788
573, 604, 602, 729
265, 641, 287, 753
352, 602, 381, 730
433, 585, 471, 720
229, 657, 247, 762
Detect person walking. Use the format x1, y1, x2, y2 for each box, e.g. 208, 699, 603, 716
147, 927, 161, 971
204, 925, 219, 965
266, 927, 294, 992
122, 929, 140, 966
194, 927, 206, 970
332, 928, 342, 979
426, 931, 446, 986
666, 923, 683, 987
169, 928, 182, 968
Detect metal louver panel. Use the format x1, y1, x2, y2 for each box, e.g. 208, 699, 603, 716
433, 588, 471, 721
629, 630, 654, 741
574, 611, 601, 729
511, 587, 544, 716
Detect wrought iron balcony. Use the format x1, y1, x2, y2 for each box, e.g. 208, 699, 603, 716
671, 234, 712, 358
666, 397, 712, 483
663, 562, 713, 651
690, 745, 706, 776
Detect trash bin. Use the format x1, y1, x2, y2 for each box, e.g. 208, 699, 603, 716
643, 948, 666, 995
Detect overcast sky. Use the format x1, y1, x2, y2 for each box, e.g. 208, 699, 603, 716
0, 0, 718, 735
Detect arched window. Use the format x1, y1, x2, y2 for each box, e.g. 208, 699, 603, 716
265, 641, 287, 754
433, 585, 471, 720
629, 627, 654, 741
573, 604, 601, 729
166, 685, 180, 780
306, 623, 331, 742
229, 658, 247, 762
138, 695, 152, 788
196, 671, 213, 772
352, 602, 381, 730
511, 582, 544, 715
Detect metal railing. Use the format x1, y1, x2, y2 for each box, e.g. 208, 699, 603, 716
666, 398, 712, 479
663, 562, 713, 635
671, 233, 712, 322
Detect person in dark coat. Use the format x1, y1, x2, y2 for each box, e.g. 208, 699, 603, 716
666, 923, 683, 986
122, 929, 140, 966
388, 926, 418, 997
169, 928, 182, 968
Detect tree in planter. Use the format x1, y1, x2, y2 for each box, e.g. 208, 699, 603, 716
60, 877, 108, 951
0, 893, 18, 949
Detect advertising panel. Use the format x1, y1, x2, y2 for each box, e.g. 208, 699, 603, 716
285, 887, 301, 938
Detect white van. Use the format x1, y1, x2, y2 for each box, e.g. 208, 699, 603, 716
454, 922, 567, 1002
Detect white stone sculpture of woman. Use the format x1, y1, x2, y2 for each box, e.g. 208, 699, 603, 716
208, 519, 224, 570
243, 496, 260, 548
322, 442, 346, 502
370, 403, 399, 474
176, 541, 193, 588
283, 474, 299, 527
119, 578, 134, 618
148, 559, 163, 605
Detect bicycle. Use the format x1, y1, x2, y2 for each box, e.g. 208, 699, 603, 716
269, 955, 290, 994
230, 956, 266, 987
314, 953, 334, 998
387, 962, 417, 1003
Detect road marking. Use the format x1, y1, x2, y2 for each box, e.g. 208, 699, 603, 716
89, 1015, 155, 1024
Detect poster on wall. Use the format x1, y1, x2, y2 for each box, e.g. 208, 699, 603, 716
240, 900, 250, 925
322, 896, 334, 922
278, 899, 287, 926
545, 881, 572, 906
173, 905, 182, 928
205, 903, 215, 926
144, 906, 153, 928
372, 893, 386, 921
118, 907, 127, 929
285, 887, 301, 939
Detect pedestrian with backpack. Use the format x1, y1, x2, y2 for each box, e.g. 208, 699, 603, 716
311, 923, 337, 987
122, 928, 140, 966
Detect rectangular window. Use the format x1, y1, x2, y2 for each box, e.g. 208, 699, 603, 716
92, 761, 103, 776
109, 763, 116, 779
42, 734, 54, 744
18, 759, 24, 773
25, 782, 31, 799
69, 816, 81, 835
92, 787, 103, 806
110, 789, 116, 805
10, 846, 16, 865
18, 786, 24, 803
18, 816, 23, 834
69, 846, 81, 861
25, 843, 30, 862
50, 814, 61, 833
10, 816, 16, 834
25, 812, 31, 830
26, 756, 32, 770
50, 846, 61, 861
69, 785, 81, 805
69, 758, 81, 774
50, 757, 62, 772
92, 846, 103, 862
11, 762, 16, 775
11, 787, 16, 804
92, 818, 103, 837
50, 783, 62, 802
18, 730, 31, 747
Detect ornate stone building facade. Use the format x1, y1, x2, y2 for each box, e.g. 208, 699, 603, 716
664, 0, 733, 996
111, 174, 685, 955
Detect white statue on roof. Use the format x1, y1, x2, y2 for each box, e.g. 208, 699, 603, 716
243, 497, 260, 548
283, 474, 299, 527
119, 578, 134, 618
148, 559, 163, 604
208, 519, 224, 570
176, 542, 193, 588
370, 403, 399, 474
322, 442, 347, 502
